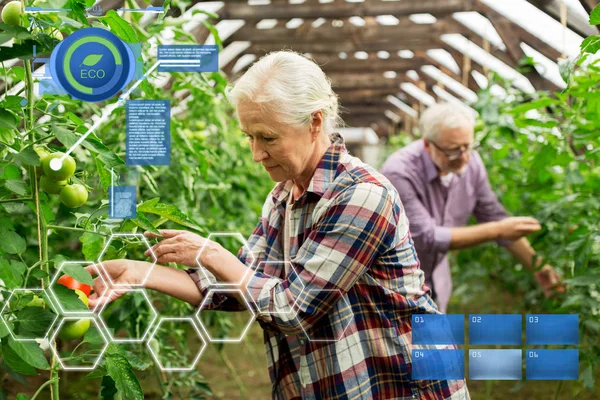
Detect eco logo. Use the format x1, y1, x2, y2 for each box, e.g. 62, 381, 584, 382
50, 27, 136, 102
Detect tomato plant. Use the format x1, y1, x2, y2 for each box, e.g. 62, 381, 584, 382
0, 0, 271, 398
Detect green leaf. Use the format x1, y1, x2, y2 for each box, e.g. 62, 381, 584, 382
0, 108, 17, 130
1, 342, 37, 376
106, 344, 150, 370
0, 40, 44, 62
508, 98, 559, 114
54, 126, 124, 167
581, 35, 600, 54
83, 326, 105, 345
99, 10, 139, 43
131, 213, 159, 235
0, 316, 9, 338
14, 307, 56, 334
590, 4, 600, 25
52, 284, 89, 312
0, 230, 26, 254
1, 165, 20, 180
138, 198, 200, 231
4, 179, 27, 196
581, 363, 595, 391
83, 365, 107, 380
62, 262, 95, 286
0, 23, 32, 42
80, 232, 105, 261
16, 394, 31, 400
94, 157, 112, 194
0, 257, 24, 288
14, 148, 40, 167
8, 337, 50, 370
105, 353, 144, 400
100, 375, 118, 400
80, 53, 104, 67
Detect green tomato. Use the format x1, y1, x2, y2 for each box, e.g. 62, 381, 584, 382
1, 1, 22, 27
26, 295, 45, 308
148, 338, 160, 355
58, 289, 90, 340
59, 318, 90, 340
41, 152, 76, 181
39, 174, 67, 194
59, 184, 88, 208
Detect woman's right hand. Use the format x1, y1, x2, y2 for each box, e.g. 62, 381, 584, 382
85, 260, 151, 309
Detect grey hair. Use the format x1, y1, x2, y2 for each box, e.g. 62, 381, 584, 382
227, 51, 342, 135
418, 102, 476, 141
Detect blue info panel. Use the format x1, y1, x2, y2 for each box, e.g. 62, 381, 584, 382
526, 350, 579, 380
469, 349, 522, 380
469, 314, 522, 345
412, 350, 464, 380
412, 314, 465, 345
158, 45, 218, 72
526, 314, 578, 345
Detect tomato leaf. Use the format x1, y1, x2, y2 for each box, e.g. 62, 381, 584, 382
83, 326, 105, 345
8, 338, 50, 370
138, 198, 201, 231
14, 307, 56, 334
80, 232, 105, 261
83, 365, 107, 380
14, 148, 40, 167
4, 180, 27, 196
100, 375, 118, 399
62, 262, 94, 286
590, 4, 600, 25
105, 353, 144, 400
0, 108, 17, 130
1, 342, 37, 376
0, 257, 24, 288
99, 10, 139, 43
52, 284, 89, 312
16, 394, 31, 400
0, 231, 26, 255
131, 212, 160, 235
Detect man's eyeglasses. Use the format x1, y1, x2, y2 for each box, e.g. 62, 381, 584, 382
429, 141, 478, 161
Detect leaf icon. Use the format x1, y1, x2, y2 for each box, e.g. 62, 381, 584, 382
80, 54, 104, 67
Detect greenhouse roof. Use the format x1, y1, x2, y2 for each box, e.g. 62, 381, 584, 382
190, 0, 597, 136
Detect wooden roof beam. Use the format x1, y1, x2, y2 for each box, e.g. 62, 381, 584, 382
220, 0, 469, 20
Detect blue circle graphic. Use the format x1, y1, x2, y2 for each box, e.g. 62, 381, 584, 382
50, 28, 136, 102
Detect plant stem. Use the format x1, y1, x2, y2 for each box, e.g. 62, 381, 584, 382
0, 197, 33, 203
218, 349, 246, 399
30, 378, 56, 400
46, 224, 109, 236
554, 380, 564, 400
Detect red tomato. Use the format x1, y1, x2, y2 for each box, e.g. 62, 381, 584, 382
57, 275, 92, 297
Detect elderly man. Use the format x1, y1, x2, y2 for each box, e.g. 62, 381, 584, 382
381, 102, 561, 313
86, 53, 469, 399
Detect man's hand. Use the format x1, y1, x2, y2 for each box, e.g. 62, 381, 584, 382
494, 217, 542, 241
534, 264, 565, 298
85, 260, 150, 308
144, 229, 218, 268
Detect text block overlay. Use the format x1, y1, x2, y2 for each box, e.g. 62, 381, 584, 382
126, 100, 170, 166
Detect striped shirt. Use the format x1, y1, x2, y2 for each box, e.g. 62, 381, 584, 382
189, 133, 470, 399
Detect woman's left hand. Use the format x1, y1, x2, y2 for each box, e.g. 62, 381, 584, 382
144, 229, 217, 268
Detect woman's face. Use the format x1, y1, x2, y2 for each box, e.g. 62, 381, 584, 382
237, 100, 319, 183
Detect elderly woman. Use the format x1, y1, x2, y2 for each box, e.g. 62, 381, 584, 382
88, 52, 470, 399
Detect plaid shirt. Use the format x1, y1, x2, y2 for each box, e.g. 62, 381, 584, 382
189, 134, 470, 399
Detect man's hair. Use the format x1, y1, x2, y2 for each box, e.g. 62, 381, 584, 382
418, 102, 476, 141
227, 50, 342, 135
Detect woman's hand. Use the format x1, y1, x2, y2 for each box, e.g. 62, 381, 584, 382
534, 264, 565, 298
84, 260, 151, 308
144, 229, 219, 268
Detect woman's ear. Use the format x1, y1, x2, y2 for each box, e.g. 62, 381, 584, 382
310, 110, 324, 141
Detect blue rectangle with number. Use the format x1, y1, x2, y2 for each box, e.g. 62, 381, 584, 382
469, 349, 522, 380
158, 45, 218, 72
469, 314, 522, 345
526, 314, 578, 345
412, 314, 464, 345
412, 350, 464, 380
526, 350, 578, 380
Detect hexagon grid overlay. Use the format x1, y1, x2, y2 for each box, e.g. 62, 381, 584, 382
49, 316, 109, 371
49, 260, 108, 314
245, 261, 306, 317
195, 232, 255, 286
299, 289, 354, 343
195, 288, 256, 343
0, 288, 59, 342
146, 317, 207, 372
97, 288, 158, 343
98, 233, 157, 287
